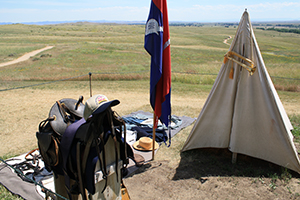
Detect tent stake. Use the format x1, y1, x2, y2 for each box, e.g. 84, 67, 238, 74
232, 152, 237, 164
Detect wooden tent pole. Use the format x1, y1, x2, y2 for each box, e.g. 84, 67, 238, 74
89, 72, 92, 97
232, 152, 237, 164
152, 112, 156, 160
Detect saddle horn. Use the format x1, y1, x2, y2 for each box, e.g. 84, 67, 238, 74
75, 95, 84, 110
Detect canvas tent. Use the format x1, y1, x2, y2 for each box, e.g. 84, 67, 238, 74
181, 10, 300, 174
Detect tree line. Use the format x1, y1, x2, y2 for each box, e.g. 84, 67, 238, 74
256, 27, 300, 34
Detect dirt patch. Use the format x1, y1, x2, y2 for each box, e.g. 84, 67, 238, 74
223, 35, 232, 45
124, 149, 300, 200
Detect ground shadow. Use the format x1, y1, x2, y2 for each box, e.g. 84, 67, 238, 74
173, 148, 300, 181
124, 162, 153, 178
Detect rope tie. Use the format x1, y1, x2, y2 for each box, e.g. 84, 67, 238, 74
224, 51, 256, 79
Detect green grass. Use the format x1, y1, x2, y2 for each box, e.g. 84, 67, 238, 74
0, 156, 23, 199
291, 115, 300, 142
0, 23, 299, 89
0, 185, 22, 200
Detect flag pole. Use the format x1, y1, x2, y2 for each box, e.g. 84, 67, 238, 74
152, 112, 156, 160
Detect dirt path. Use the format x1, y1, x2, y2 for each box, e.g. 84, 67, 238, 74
223, 36, 232, 45
0, 46, 54, 68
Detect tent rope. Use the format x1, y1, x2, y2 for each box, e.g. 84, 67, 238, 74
224, 51, 256, 76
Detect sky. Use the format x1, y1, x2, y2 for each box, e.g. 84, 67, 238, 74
1, 0, 300, 23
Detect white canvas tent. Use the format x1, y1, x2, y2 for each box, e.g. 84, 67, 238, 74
181, 10, 300, 174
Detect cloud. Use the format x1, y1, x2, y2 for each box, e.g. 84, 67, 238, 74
2, 0, 84, 7
67, 6, 149, 21
192, 2, 300, 11
0, 6, 150, 22
0, 8, 39, 14
1, 2, 300, 23
246, 2, 300, 12
169, 2, 300, 21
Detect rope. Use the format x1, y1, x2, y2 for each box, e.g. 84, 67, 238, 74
0, 74, 88, 92
0, 71, 298, 92
172, 71, 300, 80
92, 70, 148, 75
0, 71, 148, 92
271, 76, 300, 80
0, 157, 69, 200
172, 71, 219, 76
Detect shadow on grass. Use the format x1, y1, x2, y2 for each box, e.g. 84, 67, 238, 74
173, 148, 300, 180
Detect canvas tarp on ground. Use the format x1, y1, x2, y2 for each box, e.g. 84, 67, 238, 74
181, 10, 300, 174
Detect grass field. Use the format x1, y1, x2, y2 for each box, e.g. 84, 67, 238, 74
0, 23, 299, 86
0, 22, 300, 199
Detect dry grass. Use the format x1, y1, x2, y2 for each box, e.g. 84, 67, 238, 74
275, 84, 300, 92
0, 80, 208, 156
0, 79, 299, 158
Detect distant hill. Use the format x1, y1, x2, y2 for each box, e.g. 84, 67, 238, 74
1, 20, 300, 26
0, 20, 146, 25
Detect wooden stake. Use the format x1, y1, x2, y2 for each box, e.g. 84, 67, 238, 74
232, 152, 237, 164
152, 113, 156, 160
89, 72, 92, 97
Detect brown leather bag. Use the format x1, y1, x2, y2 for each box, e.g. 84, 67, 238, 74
36, 97, 84, 172
36, 117, 60, 171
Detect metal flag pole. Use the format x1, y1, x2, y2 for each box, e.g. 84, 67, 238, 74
152, 112, 156, 160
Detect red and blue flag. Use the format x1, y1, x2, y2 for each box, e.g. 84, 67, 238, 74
144, 0, 171, 144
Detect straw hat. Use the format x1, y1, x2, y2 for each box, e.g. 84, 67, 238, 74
133, 137, 159, 151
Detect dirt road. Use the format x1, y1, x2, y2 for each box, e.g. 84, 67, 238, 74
223, 36, 232, 45
0, 46, 54, 68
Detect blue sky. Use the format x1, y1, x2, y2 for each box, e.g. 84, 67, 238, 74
1, 0, 300, 23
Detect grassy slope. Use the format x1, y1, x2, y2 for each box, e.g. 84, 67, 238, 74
0, 23, 299, 83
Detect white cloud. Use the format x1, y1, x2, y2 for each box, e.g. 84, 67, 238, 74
247, 2, 300, 11
65, 6, 149, 21
0, 6, 150, 22
169, 2, 300, 21
1, 1, 300, 23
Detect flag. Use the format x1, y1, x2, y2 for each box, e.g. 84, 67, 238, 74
144, 0, 171, 144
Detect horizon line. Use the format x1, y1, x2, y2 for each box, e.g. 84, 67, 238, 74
1, 19, 300, 25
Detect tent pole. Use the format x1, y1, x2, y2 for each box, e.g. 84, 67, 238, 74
232, 152, 237, 164
89, 72, 92, 97
152, 112, 156, 160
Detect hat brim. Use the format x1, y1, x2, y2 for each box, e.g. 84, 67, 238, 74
132, 139, 159, 151
93, 99, 120, 115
